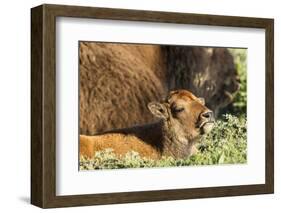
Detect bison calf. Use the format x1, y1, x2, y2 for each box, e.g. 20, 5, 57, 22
80, 90, 215, 159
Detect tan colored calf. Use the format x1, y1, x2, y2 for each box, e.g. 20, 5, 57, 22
80, 90, 214, 159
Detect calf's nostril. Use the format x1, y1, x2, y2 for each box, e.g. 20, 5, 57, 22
202, 111, 213, 119
203, 113, 209, 118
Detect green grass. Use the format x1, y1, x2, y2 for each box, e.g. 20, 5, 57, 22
80, 114, 247, 170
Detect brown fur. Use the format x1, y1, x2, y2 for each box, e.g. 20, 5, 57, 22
80, 42, 167, 135
80, 90, 215, 159
79, 43, 238, 135
80, 124, 161, 159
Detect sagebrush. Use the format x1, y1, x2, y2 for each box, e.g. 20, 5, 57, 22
80, 114, 247, 170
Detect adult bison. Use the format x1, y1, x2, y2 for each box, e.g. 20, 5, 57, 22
79, 42, 238, 135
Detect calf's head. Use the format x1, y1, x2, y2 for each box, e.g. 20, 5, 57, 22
148, 90, 215, 141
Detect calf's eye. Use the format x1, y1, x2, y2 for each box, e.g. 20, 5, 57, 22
172, 107, 184, 113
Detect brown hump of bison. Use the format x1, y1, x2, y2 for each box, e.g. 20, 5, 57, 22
79, 42, 167, 135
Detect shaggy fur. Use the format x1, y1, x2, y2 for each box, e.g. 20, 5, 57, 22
80, 42, 167, 135
80, 90, 215, 159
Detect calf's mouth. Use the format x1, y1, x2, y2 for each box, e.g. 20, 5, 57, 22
199, 121, 215, 134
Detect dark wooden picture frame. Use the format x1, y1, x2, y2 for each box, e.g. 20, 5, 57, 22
31, 4, 274, 208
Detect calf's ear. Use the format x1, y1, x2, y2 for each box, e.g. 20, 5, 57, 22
148, 102, 168, 119
198, 97, 205, 105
